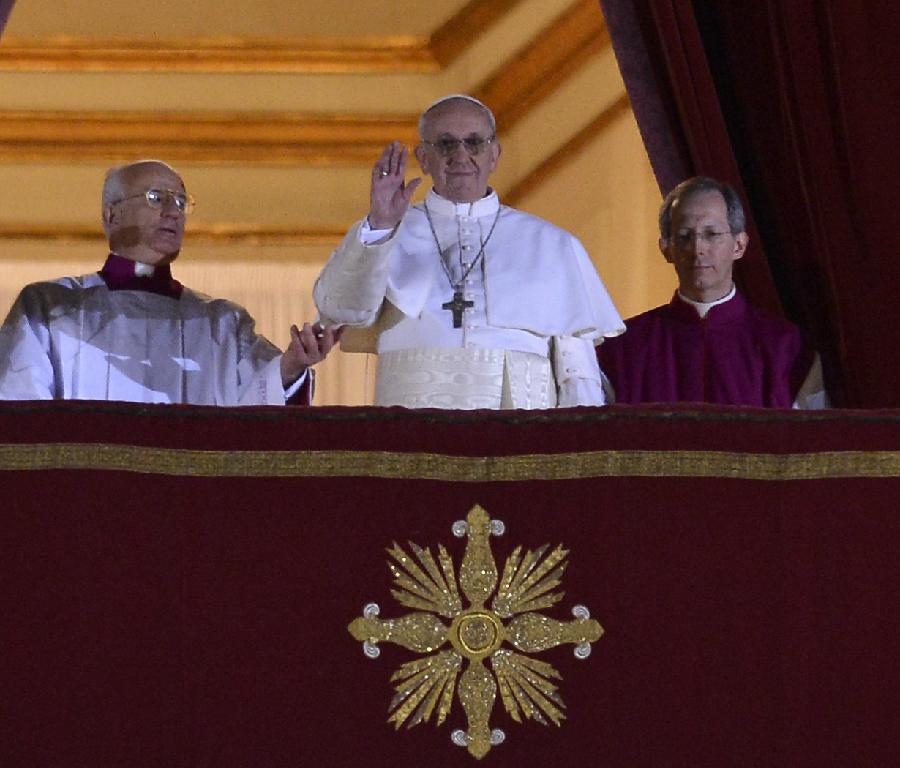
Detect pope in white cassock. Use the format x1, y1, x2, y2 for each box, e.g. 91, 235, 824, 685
0, 160, 338, 405
314, 95, 624, 409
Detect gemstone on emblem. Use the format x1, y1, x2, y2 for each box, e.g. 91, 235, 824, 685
451, 729, 469, 747
572, 604, 590, 620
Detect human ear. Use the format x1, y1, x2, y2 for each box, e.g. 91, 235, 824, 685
413, 144, 430, 176
659, 238, 674, 263
489, 141, 501, 171
732, 232, 749, 261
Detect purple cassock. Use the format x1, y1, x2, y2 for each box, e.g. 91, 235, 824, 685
597, 292, 814, 407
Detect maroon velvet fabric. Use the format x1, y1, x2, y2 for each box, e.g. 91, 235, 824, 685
598, 292, 814, 406
595, 0, 691, 192
3, 402, 900, 767
0, 0, 15, 37
598, 1, 900, 407
690, 3, 900, 407
598, 0, 781, 316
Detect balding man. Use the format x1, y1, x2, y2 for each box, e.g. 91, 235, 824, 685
314, 95, 623, 409
0, 160, 337, 404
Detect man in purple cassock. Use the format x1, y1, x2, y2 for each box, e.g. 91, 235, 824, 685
597, 176, 827, 408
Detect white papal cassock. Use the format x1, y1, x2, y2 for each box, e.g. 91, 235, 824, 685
314, 190, 624, 409
0, 266, 302, 405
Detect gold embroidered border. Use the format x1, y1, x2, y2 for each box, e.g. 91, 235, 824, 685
1, 444, 898, 481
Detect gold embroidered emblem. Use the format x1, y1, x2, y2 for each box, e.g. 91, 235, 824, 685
348, 505, 603, 759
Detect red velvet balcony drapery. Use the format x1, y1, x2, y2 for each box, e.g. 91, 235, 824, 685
2, 401, 900, 767
599, 0, 900, 408
0, 0, 14, 37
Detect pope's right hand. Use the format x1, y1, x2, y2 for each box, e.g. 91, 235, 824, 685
367, 141, 421, 230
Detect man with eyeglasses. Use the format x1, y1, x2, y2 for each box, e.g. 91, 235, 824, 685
314, 95, 623, 409
597, 176, 827, 407
0, 159, 337, 404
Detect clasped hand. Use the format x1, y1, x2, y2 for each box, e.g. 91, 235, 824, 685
280, 322, 342, 386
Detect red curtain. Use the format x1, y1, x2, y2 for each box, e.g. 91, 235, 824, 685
599, 0, 900, 408
0, 0, 14, 36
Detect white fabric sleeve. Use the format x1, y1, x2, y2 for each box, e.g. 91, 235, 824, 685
0, 286, 55, 400
243, 359, 307, 406
553, 335, 607, 407
313, 220, 397, 328
358, 218, 396, 245
599, 369, 617, 404
792, 353, 830, 409
238, 355, 286, 406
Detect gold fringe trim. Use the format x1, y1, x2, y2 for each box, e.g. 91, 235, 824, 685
1, 444, 898, 481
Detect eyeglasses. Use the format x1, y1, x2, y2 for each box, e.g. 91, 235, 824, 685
112, 188, 196, 214
672, 229, 732, 247
421, 136, 496, 157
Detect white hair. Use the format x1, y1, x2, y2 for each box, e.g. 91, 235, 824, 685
101, 160, 182, 236
418, 94, 497, 139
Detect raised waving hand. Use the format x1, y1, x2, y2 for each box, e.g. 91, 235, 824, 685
367, 141, 421, 230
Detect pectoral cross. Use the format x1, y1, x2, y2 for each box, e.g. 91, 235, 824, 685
442, 290, 474, 329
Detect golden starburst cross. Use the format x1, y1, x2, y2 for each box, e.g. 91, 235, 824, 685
348, 504, 604, 759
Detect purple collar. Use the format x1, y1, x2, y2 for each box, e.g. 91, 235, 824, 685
99, 253, 183, 299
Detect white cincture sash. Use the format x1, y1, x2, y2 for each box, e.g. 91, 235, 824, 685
375, 347, 556, 410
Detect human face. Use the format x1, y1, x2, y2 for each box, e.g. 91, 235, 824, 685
660, 189, 748, 302
104, 162, 187, 266
414, 101, 500, 203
